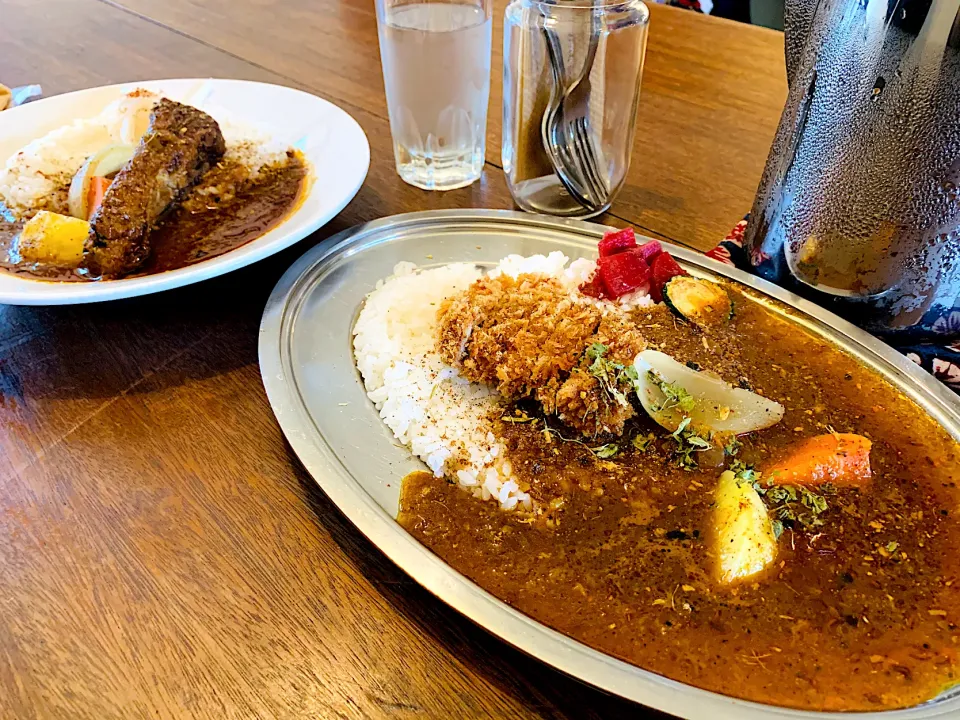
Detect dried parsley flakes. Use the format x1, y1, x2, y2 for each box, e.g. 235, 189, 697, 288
586, 343, 637, 408
647, 370, 696, 414
736, 460, 833, 533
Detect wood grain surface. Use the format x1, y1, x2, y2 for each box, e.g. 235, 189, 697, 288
102, 0, 787, 248
0, 0, 788, 717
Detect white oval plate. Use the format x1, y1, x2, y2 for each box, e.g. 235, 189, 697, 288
0, 78, 369, 305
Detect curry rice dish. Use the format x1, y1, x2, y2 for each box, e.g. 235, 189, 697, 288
353, 231, 960, 712
0, 89, 306, 281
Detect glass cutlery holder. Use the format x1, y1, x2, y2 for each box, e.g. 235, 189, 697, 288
502, 0, 649, 217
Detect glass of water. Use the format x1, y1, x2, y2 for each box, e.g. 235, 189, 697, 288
376, 0, 492, 190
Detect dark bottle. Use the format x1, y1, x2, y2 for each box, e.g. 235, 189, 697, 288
745, 0, 960, 341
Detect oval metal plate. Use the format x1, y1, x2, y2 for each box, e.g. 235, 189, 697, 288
259, 210, 960, 719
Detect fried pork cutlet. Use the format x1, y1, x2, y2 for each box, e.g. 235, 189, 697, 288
537, 315, 647, 436
437, 273, 602, 398
81, 98, 227, 278
437, 274, 647, 437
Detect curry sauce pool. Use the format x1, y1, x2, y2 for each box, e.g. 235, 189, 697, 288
394, 286, 960, 711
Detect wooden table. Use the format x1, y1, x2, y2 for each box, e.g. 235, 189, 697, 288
0, 2, 787, 717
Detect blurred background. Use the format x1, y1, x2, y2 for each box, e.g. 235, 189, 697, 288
658, 0, 783, 30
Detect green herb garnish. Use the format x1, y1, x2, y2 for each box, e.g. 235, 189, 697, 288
592, 443, 620, 459
669, 416, 713, 470
541, 420, 620, 460
586, 343, 607, 362
586, 343, 636, 407
724, 436, 742, 457
648, 371, 695, 414
800, 488, 828, 515
731, 459, 759, 485
733, 461, 831, 533
632, 433, 656, 452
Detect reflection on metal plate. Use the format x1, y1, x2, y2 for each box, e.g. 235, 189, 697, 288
260, 210, 960, 720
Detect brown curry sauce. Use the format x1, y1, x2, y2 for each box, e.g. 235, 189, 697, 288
0, 153, 307, 282
398, 288, 960, 711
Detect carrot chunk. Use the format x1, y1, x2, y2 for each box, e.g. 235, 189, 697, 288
86, 176, 112, 220
766, 433, 872, 488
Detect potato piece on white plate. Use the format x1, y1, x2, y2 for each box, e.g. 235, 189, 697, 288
17, 211, 88, 267
713, 469, 777, 584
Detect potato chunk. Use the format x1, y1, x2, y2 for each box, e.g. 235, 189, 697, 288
714, 469, 777, 584
17, 211, 88, 267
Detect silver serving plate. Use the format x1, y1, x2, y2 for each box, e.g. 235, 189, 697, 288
259, 210, 960, 719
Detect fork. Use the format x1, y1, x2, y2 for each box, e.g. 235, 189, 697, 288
557, 11, 608, 207
543, 11, 609, 213
572, 114, 608, 205
541, 25, 596, 209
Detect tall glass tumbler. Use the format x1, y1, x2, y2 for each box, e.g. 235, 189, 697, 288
376, 0, 492, 190
502, 0, 648, 217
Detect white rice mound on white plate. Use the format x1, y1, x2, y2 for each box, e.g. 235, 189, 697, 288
211, 109, 289, 183
0, 114, 114, 220
352, 252, 654, 512
0, 89, 289, 221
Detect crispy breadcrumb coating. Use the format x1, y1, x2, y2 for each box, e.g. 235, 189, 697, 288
436, 273, 602, 397
538, 315, 646, 436
437, 274, 647, 437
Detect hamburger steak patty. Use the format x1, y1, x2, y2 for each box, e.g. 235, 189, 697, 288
81, 98, 226, 278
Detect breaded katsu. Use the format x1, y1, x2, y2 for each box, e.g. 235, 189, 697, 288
536, 314, 646, 436
437, 273, 602, 397
437, 273, 646, 436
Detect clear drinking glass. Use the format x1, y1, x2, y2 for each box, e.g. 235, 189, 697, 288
502, 0, 649, 217
376, 0, 492, 190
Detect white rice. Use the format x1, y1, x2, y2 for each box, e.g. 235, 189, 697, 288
215, 113, 288, 183
0, 90, 288, 221
353, 253, 653, 511
0, 116, 113, 219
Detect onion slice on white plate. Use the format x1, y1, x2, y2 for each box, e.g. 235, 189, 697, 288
632, 349, 784, 435
117, 96, 157, 145
67, 143, 135, 219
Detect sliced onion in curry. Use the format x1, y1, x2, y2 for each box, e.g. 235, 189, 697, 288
632, 349, 784, 434
67, 143, 135, 220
